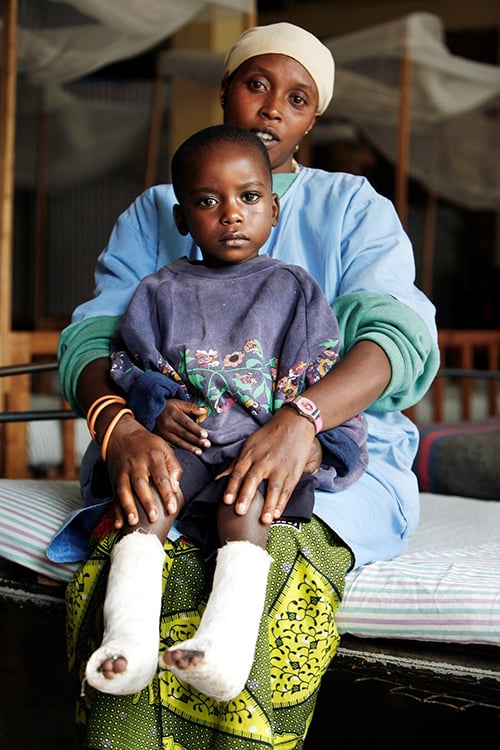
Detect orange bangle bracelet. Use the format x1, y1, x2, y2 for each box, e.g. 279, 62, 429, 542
86, 395, 127, 440
87, 394, 123, 416
86, 394, 127, 420
100, 408, 134, 462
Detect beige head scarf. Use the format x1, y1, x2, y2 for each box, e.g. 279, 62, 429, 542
223, 22, 335, 114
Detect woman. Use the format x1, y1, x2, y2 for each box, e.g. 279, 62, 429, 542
57, 22, 438, 749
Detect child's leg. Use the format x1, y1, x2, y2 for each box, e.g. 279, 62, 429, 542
85, 482, 182, 696
160, 491, 273, 701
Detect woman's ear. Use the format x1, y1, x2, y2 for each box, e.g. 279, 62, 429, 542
173, 204, 189, 236
220, 78, 228, 110
306, 112, 322, 135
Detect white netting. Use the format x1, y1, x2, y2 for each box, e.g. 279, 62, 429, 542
319, 13, 500, 210
2, 6, 500, 208
4, 0, 253, 190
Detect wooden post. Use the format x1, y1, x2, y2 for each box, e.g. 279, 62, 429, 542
145, 7, 256, 187
421, 191, 437, 298
394, 34, 411, 230
144, 69, 167, 189
167, 9, 254, 180
0, 0, 18, 381
0, 0, 18, 474
33, 105, 49, 327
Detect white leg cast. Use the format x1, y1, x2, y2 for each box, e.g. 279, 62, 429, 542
159, 540, 272, 702
85, 531, 165, 695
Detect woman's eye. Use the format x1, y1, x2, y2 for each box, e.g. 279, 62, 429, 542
291, 94, 306, 106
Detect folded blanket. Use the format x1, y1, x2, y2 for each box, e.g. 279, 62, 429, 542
414, 417, 500, 499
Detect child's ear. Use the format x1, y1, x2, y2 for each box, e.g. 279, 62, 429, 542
271, 193, 280, 227
173, 204, 189, 236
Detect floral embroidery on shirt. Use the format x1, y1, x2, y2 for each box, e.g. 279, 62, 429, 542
274, 339, 339, 405
112, 337, 340, 422
175, 338, 277, 418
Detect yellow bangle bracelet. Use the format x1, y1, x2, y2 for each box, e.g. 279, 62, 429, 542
100, 408, 134, 462
86, 395, 127, 440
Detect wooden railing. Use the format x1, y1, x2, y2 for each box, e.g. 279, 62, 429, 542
0, 331, 77, 479
405, 329, 500, 424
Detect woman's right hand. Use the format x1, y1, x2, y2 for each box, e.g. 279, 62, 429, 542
104, 413, 183, 529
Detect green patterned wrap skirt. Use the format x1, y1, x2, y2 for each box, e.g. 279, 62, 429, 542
66, 512, 352, 750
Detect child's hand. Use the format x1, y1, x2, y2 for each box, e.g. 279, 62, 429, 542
155, 399, 211, 454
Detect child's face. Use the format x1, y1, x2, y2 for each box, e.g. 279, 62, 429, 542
173, 141, 279, 267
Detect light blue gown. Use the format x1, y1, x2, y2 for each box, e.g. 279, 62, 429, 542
58, 166, 439, 568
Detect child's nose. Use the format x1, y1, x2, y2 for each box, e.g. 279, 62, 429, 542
222, 204, 243, 224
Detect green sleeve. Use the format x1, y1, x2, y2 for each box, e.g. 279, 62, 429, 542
332, 292, 440, 412
57, 315, 121, 416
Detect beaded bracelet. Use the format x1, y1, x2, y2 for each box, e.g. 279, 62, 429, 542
100, 408, 134, 462
86, 395, 127, 440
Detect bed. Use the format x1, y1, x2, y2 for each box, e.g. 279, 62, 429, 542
0, 481, 498, 711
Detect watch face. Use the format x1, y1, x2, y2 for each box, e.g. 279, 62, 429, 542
295, 397, 317, 416
298, 398, 313, 414
288, 396, 322, 434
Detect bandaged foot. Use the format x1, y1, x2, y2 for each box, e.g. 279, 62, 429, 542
160, 540, 272, 702
85, 531, 165, 695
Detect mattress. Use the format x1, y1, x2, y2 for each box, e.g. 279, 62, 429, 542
0, 481, 498, 647
337, 493, 500, 645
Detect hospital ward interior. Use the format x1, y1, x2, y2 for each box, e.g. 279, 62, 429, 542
0, 1, 499, 748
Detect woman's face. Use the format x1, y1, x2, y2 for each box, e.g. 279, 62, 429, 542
221, 54, 321, 173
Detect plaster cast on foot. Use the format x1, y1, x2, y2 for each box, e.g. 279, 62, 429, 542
85, 531, 165, 695
159, 540, 272, 702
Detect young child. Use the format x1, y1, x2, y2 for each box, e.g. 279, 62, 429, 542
84, 124, 368, 701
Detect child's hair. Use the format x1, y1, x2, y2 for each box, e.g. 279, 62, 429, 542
171, 124, 272, 202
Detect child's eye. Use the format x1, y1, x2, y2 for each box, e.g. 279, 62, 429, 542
243, 192, 260, 203
199, 197, 217, 207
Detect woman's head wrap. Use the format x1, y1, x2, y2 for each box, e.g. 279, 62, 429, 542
223, 22, 334, 114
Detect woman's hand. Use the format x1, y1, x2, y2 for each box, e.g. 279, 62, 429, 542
304, 435, 323, 475
76, 360, 189, 530
105, 413, 183, 529
154, 399, 211, 454
218, 407, 318, 525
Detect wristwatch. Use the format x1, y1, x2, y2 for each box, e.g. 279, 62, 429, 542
283, 396, 323, 434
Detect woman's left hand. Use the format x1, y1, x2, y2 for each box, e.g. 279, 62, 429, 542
218, 408, 319, 524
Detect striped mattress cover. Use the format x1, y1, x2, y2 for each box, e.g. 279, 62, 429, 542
337, 493, 499, 645
0, 480, 498, 646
